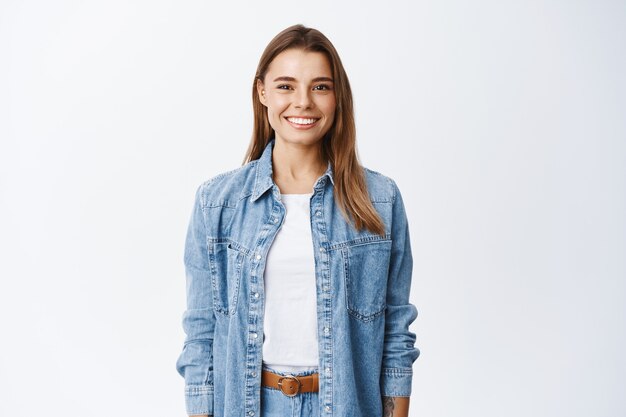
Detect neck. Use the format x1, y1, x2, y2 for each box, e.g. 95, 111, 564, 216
271, 138, 326, 194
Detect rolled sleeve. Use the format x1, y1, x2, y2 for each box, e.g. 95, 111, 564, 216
175, 184, 216, 416
380, 179, 420, 397
184, 383, 214, 416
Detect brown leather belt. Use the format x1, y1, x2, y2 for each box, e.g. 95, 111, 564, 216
261, 369, 319, 397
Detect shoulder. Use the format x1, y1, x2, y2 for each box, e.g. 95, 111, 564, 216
194, 161, 259, 208
361, 166, 401, 203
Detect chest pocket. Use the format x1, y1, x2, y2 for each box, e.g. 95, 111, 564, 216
341, 239, 392, 322
208, 241, 244, 316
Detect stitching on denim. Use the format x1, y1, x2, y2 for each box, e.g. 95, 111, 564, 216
227, 239, 252, 257
319, 185, 334, 414
205, 237, 251, 256
382, 391, 411, 398
208, 241, 243, 317
199, 163, 253, 208
205, 200, 237, 208
185, 384, 214, 395
347, 305, 387, 322
328, 234, 392, 250
341, 241, 390, 322
389, 177, 398, 204
252, 154, 263, 200
382, 367, 413, 377
239, 190, 253, 201
207, 236, 230, 244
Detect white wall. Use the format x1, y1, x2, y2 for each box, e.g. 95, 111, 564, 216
1, 1, 624, 416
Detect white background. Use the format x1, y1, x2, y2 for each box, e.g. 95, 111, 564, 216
1, 1, 625, 416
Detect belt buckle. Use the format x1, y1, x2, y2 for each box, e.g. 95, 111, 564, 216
277, 375, 301, 397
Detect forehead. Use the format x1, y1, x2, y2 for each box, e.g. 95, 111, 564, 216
266, 49, 332, 80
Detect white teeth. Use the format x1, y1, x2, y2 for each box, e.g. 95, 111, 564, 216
287, 117, 318, 125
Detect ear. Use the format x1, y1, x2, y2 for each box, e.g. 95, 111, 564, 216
256, 79, 267, 107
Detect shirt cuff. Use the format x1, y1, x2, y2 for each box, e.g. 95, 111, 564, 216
380, 367, 413, 397
185, 384, 214, 416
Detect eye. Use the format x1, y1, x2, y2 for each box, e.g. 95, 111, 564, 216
277, 84, 292, 90
313, 84, 332, 91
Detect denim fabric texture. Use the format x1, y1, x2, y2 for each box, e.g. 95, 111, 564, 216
176, 138, 420, 417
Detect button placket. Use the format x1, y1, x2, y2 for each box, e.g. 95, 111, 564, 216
310, 197, 334, 415
246, 197, 287, 413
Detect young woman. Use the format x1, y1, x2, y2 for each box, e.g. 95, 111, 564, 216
176, 24, 419, 417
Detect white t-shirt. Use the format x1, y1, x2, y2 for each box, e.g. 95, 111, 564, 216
262, 192, 319, 373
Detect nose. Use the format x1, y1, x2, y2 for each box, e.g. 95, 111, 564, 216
294, 88, 313, 109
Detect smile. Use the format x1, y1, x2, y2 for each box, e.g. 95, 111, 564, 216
286, 117, 320, 126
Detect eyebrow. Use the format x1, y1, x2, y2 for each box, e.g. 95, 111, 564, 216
272, 76, 334, 83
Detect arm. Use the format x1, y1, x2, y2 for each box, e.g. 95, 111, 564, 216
175, 184, 217, 417
380, 180, 420, 409
382, 396, 410, 417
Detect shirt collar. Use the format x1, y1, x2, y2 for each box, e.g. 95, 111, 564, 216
251, 138, 335, 202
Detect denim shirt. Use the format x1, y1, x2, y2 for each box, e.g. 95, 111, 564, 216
176, 139, 420, 417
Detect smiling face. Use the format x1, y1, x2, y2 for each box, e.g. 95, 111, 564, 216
257, 48, 336, 148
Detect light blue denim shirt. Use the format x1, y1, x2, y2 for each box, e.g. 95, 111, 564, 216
176, 139, 420, 417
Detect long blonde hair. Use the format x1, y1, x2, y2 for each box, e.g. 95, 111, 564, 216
243, 24, 385, 236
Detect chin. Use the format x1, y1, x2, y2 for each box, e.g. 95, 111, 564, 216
276, 132, 327, 146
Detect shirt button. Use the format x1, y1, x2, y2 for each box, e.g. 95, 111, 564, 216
251, 371, 257, 377
248, 411, 255, 416
325, 367, 331, 375
273, 217, 278, 223
251, 332, 258, 339
319, 247, 325, 252
316, 211, 321, 216
323, 285, 330, 292
325, 405, 331, 412
253, 292, 259, 298
324, 327, 330, 334
256, 254, 261, 260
